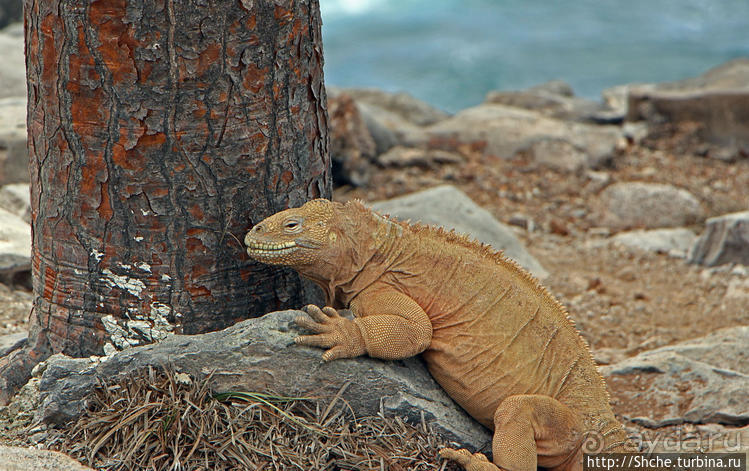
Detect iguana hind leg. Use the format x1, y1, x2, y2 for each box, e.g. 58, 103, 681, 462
441, 394, 584, 471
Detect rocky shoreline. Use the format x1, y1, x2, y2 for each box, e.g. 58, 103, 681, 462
1, 17, 748, 470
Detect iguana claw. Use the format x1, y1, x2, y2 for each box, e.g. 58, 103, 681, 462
294, 305, 366, 361
439, 447, 499, 471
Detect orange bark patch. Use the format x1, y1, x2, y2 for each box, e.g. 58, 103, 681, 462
189, 285, 212, 298
99, 180, 113, 220
281, 171, 293, 185
43, 265, 57, 300
190, 262, 210, 278
186, 237, 206, 253
188, 204, 204, 220
198, 42, 221, 73
274, 4, 293, 24
89, 0, 138, 84
243, 63, 268, 94
40, 14, 59, 100
137, 132, 167, 149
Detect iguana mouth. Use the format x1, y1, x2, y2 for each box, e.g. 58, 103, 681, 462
245, 239, 299, 258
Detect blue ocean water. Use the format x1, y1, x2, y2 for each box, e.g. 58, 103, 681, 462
320, 0, 749, 112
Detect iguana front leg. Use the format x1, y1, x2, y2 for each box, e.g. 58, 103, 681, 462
294, 305, 367, 361
294, 286, 433, 361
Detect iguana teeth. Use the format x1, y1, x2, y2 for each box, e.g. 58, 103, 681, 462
245, 240, 298, 253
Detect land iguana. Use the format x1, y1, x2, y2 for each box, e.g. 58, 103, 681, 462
244, 199, 633, 471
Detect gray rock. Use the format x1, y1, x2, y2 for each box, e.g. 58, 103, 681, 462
0, 207, 30, 286
422, 103, 622, 168
724, 278, 749, 305
527, 80, 575, 97
0, 97, 27, 185
327, 93, 376, 187
0, 253, 30, 288
0, 182, 30, 223
340, 88, 450, 127
523, 137, 589, 173
0, 331, 25, 356
688, 211, 749, 267
602, 326, 749, 428
36, 310, 492, 451
601, 83, 653, 119
0, 27, 24, 100
356, 101, 429, 149
485, 81, 619, 124
599, 182, 703, 230
376, 146, 464, 168
610, 228, 697, 257
627, 59, 749, 158
371, 185, 548, 279
0, 446, 93, 471
327, 87, 447, 154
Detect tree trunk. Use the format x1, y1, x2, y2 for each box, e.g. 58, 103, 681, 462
0, 0, 330, 403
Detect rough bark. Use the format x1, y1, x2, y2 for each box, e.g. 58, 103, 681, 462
0, 0, 330, 404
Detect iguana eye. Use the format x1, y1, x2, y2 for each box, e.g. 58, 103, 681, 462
283, 219, 302, 233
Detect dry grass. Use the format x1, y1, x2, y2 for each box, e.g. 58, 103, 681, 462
47, 367, 461, 470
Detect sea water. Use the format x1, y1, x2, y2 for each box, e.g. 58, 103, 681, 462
320, 0, 749, 112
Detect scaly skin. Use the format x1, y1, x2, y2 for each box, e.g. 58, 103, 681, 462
245, 199, 634, 471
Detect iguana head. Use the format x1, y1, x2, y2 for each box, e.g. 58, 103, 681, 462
244, 199, 340, 269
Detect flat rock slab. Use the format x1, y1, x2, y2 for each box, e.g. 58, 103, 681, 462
372, 185, 548, 279
0, 445, 93, 471
599, 182, 702, 230
0, 206, 30, 287
627, 59, 749, 157
0, 331, 26, 357
0, 26, 25, 100
422, 103, 622, 169
689, 211, 749, 267
602, 326, 749, 428
37, 310, 491, 451
610, 228, 696, 257
0, 97, 27, 186
0, 182, 31, 223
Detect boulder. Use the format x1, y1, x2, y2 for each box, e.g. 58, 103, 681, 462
688, 211, 749, 267
328, 87, 448, 154
0, 446, 93, 471
422, 103, 622, 169
0, 25, 24, 99
0, 182, 30, 223
0, 97, 27, 185
0, 332, 25, 357
603, 326, 749, 428
327, 93, 376, 187
724, 278, 749, 304
598, 182, 703, 230
627, 59, 749, 159
341, 88, 450, 127
610, 228, 697, 257
0, 207, 30, 287
376, 145, 464, 168
36, 310, 492, 451
485, 80, 620, 124
371, 185, 548, 279
523, 138, 589, 173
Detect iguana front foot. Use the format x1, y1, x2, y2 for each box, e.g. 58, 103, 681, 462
294, 305, 366, 361
440, 448, 500, 471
